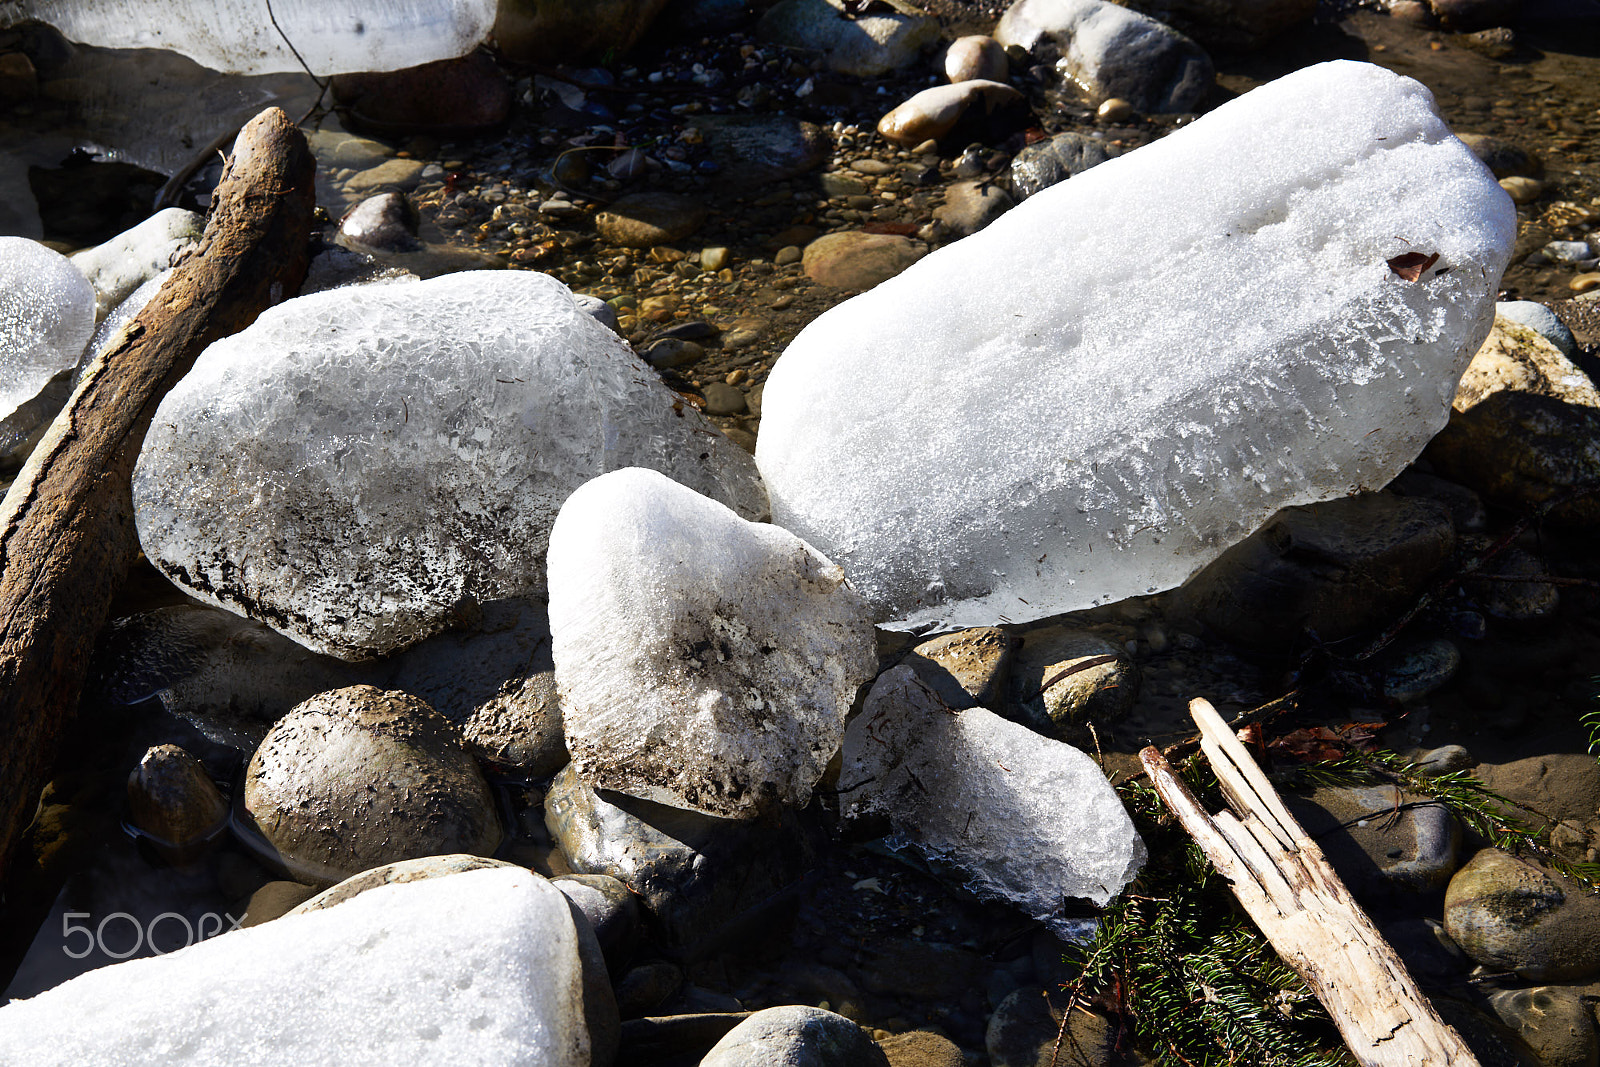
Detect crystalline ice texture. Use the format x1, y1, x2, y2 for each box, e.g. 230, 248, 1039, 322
754, 61, 1517, 630
133, 271, 767, 661
840, 666, 1145, 914
1, 0, 497, 75
0, 237, 95, 425
0, 867, 590, 1066
548, 468, 876, 819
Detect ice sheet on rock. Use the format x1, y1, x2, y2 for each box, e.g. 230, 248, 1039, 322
0, 237, 96, 426
0, 867, 590, 1066
1, 0, 498, 75
133, 271, 767, 661
755, 61, 1516, 630
549, 467, 875, 819
839, 666, 1144, 915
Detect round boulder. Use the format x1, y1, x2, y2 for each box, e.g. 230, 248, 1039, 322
242, 686, 503, 886
1444, 848, 1600, 982
701, 1005, 888, 1067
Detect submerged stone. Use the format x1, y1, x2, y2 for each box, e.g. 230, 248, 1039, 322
755, 61, 1514, 630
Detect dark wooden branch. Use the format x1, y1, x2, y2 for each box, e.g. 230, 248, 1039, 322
0, 107, 315, 881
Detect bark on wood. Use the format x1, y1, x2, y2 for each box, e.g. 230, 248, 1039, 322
0, 107, 315, 881
1140, 699, 1479, 1067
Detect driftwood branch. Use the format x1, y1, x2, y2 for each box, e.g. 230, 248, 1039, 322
1140, 699, 1479, 1066
0, 107, 315, 880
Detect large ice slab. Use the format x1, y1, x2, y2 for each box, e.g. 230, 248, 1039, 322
133, 271, 766, 660
754, 61, 1515, 630
0, 237, 95, 426
0, 866, 590, 1065
841, 666, 1144, 915
1, 0, 498, 75
549, 468, 875, 818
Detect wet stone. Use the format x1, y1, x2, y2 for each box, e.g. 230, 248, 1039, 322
125, 744, 228, 857
241, 686, 503, 886
877, 80, 1027, 148
343, 157, 427, 196
596, 192, 708, 248
703, 381, 748, 414
933, 180, 1014, 238
1009, 627, 1138, 741
1377, 637, 1462, 704
643, 336, 705, 368
944, 36, 1009, 84
803, 232, 926, 290
1501, 176, 1545, 204
986, 988, 1115, 1067
1008, 133, 1115, 200
903, 626, 1015, 711
1457, 134, 1543, 180
336, 192, 422, 254
693, 114, 830, 188
1282, 784, 1461, 898
552, 873, 642, 974
701, 1005, 888, 1067
1487, 987, 1599, 1067
1444, 848, 1600, 982
544, 764, 825, 952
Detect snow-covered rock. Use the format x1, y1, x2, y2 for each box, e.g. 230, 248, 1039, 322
548, 467, 874, 819
0, 0, 498, 75
133, 270, 765, 660
0, 866, 591, 1065
0, 236, 95, 426
70, 208, 202, 320
839, 666, 1145, 917
755, 61, 1515, 631
995, 0, 1213, 113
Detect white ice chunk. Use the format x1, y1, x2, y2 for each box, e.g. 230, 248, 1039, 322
755, 60, 1516, 630
549, 467, 875, 819
840, 666, 1145, 914
133, 271, 766, 660
0, 866, 590, 1066
1, 0, 498, 76
0, 237, 96, 426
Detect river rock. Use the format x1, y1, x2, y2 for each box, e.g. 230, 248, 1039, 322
692, 115, 831, 187
0, 866, 592, 1064
1283, 784, 1460, 898
241, 685, 503, 885
1475, 754, 1600, 832
1488, 987, 1599, 1067
0, 236, 95, 426
1426, 314, 1600, 529
878, 1031, 964, 1067
701, 1005, 888, 1067
945, 35, 1009, 82
291, 853, 514, 913
545, 764, 824, 951
342, 157, 427, 196
803, 232, 926, 291
331, 51, 510, 135
596, 192, 708, 248
987, 987, 1115, 1067
125, 744, 229, 857
756, 62, 1512, 632
548, 467, 874, 818
1008, 132, 1114, 200
877, 80, 1027, 147
1008, 627, 1137, 740
839, 667, 1145, 917
1429, 0, 1520, 29
337, 192, 422, 254
68, 207, 203, 320
1496, 302, 1577, 357
132, 270, 765, 660
495, 0, 672, 62
552, 873, 642, 972
1170, 492, 1455, 651
933, 180, 1014, 238
758, 0, 939, 77
388, 597, 567, 775
995, 0, 1214, 113
1457, 134, 1544, 180
903, 626, 1015, 710
1444, 848, 1600, 982
1118, 0, 1316, 50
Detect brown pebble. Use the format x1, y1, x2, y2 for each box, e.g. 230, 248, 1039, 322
1572, 274, 1600, 293
726, 369, 748, 385
1097, 98, 1134, 122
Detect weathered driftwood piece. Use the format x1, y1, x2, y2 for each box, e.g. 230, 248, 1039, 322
1140, 699, 1479, 1067
0, 107, 315, 880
